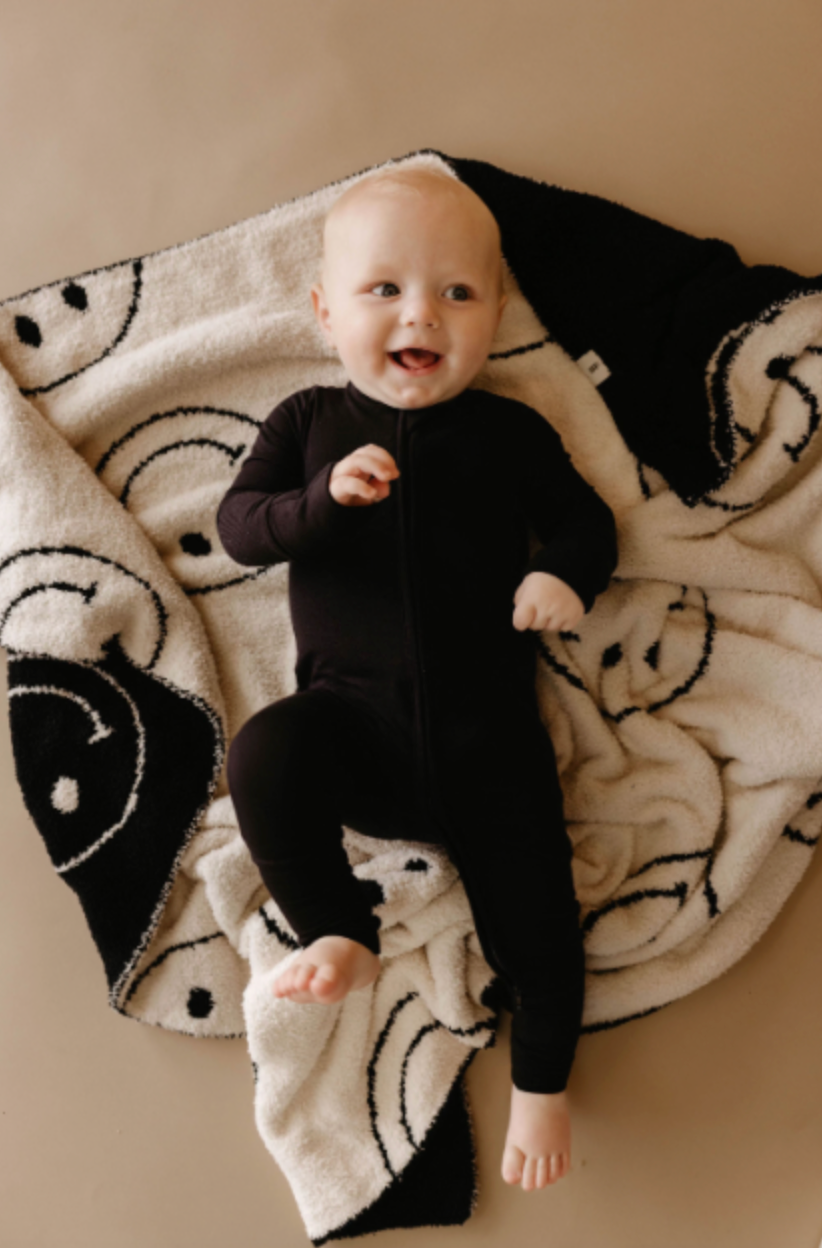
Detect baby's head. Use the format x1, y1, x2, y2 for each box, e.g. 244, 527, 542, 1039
311, 165, 508, 409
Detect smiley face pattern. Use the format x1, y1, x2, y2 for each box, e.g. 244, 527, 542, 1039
0, 259, 143, 395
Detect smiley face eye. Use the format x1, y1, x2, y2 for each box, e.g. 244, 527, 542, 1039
645, 641, 660, 670
51, 775, 79, 813
180, 532, 212, 556
62, 282, 89, 311
187, 987, 215, 1019
15, 314, 42, 348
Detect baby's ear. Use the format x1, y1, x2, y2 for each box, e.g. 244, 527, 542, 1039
310, 284, 334, 344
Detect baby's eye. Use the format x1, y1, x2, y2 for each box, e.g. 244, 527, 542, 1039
444, 285, 471, 302
371, 282, 400, 297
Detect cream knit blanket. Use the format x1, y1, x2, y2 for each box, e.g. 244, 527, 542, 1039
1, 149, 821, 1243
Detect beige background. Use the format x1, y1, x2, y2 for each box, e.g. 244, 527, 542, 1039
2, 2, 822, 1245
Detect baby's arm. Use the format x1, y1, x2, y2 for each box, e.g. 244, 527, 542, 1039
217, 393, 381, 566
512, 406, 618, 631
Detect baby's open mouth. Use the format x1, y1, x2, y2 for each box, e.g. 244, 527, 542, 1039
390, 348, 442, 371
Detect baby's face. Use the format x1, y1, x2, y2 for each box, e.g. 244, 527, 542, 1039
311, 185, 507, 409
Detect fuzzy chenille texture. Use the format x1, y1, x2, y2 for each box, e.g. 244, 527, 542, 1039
1, 148, 822, 1242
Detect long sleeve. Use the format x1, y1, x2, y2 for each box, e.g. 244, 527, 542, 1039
518, 408, 618, 613
216, 391, 369, 567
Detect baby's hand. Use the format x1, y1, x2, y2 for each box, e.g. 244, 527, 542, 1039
329, 444, 400, 506
512, 572, 585, 632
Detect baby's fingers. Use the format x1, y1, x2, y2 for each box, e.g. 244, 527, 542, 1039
330, 474, 383, 506
346, 476, 387, 503
547, 613, 581, 633
512, 600, 538, 631
350, 446, 400, 481
539, 610, 568, 632
344, 455, 387, 482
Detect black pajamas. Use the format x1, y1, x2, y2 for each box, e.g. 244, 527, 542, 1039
217, 380, 618, 1093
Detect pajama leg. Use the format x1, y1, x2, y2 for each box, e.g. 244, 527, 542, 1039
226, 689, 394, 955
432, 709, 585, 1094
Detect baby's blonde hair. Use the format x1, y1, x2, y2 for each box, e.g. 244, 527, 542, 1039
318, 164, 505, 297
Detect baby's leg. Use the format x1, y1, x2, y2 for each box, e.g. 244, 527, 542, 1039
434, 714, 583, 1189
227, 689, 384, 1003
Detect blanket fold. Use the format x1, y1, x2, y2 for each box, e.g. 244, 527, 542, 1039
1, 148, 821, 1241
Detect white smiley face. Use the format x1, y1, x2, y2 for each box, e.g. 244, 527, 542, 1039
0, 260, 143, 395
121, 929, 245, 1036
94, 406, 262, 594
542, 579, 715, 723
535, 580, 718, 960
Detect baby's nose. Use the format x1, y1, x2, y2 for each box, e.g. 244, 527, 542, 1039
401, 296, 439, 328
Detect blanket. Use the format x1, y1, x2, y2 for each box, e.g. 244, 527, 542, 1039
2, 148, 822, 1243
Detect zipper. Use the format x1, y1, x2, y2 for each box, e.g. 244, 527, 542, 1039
396, 407, 520, 1016
396, 408, 430, 808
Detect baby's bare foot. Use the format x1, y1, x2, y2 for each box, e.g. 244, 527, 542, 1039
501, 1085, 571, 1191
271, 935, 380, 1005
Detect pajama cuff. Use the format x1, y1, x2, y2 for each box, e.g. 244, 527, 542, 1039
297, 911, 382, 958
302, 460, 379, 549
509, 1001, 581, 1094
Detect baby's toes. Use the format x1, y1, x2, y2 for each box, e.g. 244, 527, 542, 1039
293, 960, 318, 992
274, 973, 297, 998
535, 1156, 551, 1189
312, 964, 341, 998
501, 1143, 524, 1185
547, 1152, 568, 1183
521, 1154, 538, 1191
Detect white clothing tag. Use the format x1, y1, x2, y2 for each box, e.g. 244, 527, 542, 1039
576, 349, 611, 386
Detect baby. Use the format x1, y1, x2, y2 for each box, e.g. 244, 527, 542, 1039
217, 165, 618, 1192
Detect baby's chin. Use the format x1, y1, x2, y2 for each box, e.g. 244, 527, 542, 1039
383, 375, 460, 409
